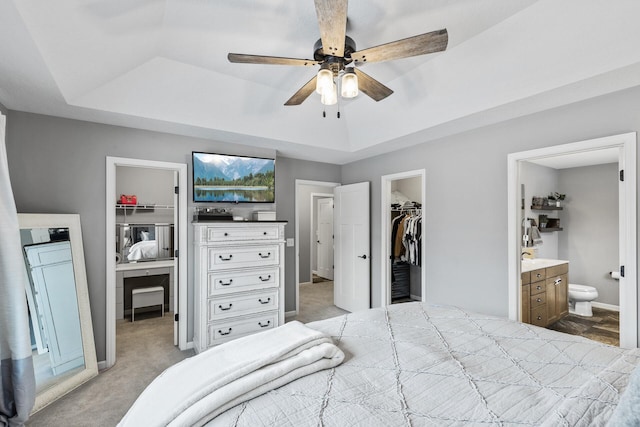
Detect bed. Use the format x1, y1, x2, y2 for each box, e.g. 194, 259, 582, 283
121, 302, 640, 426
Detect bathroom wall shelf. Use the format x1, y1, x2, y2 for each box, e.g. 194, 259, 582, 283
540, 227, 563, 232
531, 205, 563, 210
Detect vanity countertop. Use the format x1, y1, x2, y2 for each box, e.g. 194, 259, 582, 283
521, 258, 569, 273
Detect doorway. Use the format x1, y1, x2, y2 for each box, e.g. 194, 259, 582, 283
294, 180, 339, 316
507, 133, 637, 348
381, 169, 427, 306
105, 157, 188, 369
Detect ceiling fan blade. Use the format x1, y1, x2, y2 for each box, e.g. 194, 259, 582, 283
354, 68, 393, 102
351, 29, 448, 64
314, 0, 348, 57
228, 53, 319, 67
284, 75, 318, 106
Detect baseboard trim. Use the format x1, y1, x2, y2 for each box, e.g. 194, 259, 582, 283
285, 310, 298, 318
300, 281, 312, 286
591, 301, 620, 312
410, 294, 421, 301
98, 360, 108, 371
184, 341, 194, 350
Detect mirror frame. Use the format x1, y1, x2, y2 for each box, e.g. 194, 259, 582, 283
18, 213, 98, 413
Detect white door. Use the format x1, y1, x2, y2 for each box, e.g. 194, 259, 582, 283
334, 182, 370, 312
317, 197, 334, 280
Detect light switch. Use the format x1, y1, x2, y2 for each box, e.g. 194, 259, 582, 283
286, 238, 295, 247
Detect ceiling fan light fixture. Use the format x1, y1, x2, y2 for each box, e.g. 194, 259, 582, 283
321, 82, 338, 105
341, 68, 358, 98
316, 64, 333, 95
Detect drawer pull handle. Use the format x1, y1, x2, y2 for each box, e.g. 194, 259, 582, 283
536, 285, 542, 290
219, 279, 233, 286
537, 316, 542, 320
554, 278, 562, 285
218, 328, 232, 336
224, 232, 229, 236
219, 255, 233, 261
258, 252, 271, 259
219, 304, 233, 311
258, 297, 271, 304
536, 298, 542, 303
258, 320, 271, 328
263, 231, 267, 235
258, 275, 272, 282
536, 273, 542, 278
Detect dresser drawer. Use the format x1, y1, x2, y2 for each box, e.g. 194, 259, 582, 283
530, 292, 546, 309
208, 311, 278, 346
206, 225, 280, 243
530, 281, 546, 296
208, 267, 279, 295
209, 289, 278, 320
208, 245, 279, 270
521, 271, 531, 285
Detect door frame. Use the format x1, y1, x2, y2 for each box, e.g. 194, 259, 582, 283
294, 180, 340, 316
105, 156, 188, 369
311, 193, 334, 280
380, 169, 427, 306
507, 133, 637, 348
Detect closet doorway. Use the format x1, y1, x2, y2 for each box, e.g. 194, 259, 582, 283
381, 170, 426, 306
105, 157, 188, 369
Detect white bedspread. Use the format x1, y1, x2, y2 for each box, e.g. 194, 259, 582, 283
118, 321, 344, 427
126, 240, 157, 261
208, 303, 640, 426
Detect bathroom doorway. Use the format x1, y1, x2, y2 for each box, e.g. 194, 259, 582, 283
507, 133, 637, 348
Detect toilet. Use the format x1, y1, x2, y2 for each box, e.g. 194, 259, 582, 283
568, 284, 599, 317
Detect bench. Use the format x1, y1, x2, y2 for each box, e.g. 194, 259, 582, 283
131, 286, 164, 322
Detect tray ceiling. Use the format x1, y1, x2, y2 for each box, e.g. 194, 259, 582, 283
2, 0, 640, 164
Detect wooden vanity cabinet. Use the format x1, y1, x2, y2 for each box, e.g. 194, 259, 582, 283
521, 262, 568, 327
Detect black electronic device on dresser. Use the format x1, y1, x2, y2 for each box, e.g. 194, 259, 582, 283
194, 207, 233, 221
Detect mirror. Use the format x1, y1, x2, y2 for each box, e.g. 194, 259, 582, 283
18, 213, 98, 413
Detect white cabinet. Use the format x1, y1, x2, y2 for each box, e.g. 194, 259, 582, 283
193, 221, 286, 352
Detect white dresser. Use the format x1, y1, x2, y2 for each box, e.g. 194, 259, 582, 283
193, 221, 286, 353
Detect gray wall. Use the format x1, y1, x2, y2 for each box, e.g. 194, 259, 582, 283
558, 163, 619, 306
5, 111, 341, 361
340, 85, 640, 323
520, 161, 560, 259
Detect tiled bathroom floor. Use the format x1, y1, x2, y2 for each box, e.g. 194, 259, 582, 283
548, 307, 619, 346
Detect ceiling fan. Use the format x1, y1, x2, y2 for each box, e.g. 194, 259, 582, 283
228, 0, 448, 106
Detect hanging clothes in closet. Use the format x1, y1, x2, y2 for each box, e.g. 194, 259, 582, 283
391, 207, 422, 301
391, 208, 422, 266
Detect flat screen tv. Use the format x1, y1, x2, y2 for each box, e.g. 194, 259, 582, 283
192, 152, 275, 203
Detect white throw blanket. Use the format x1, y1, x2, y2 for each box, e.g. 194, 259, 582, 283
118, 321, 345, 427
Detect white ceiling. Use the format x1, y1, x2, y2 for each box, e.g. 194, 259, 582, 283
2, 0, 640, 164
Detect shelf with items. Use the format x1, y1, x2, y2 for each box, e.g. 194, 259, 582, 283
530, 205, 563, 211
115, 204, 174, 210
540, 227, 563, 233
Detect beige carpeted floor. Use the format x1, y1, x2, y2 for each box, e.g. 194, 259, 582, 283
27, 281, 345, 426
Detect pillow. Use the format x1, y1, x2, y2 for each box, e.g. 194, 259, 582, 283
608, 363, 640, 426
140, 231, 150, 241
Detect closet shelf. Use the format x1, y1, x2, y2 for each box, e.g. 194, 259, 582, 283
116, 204, 174, 210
